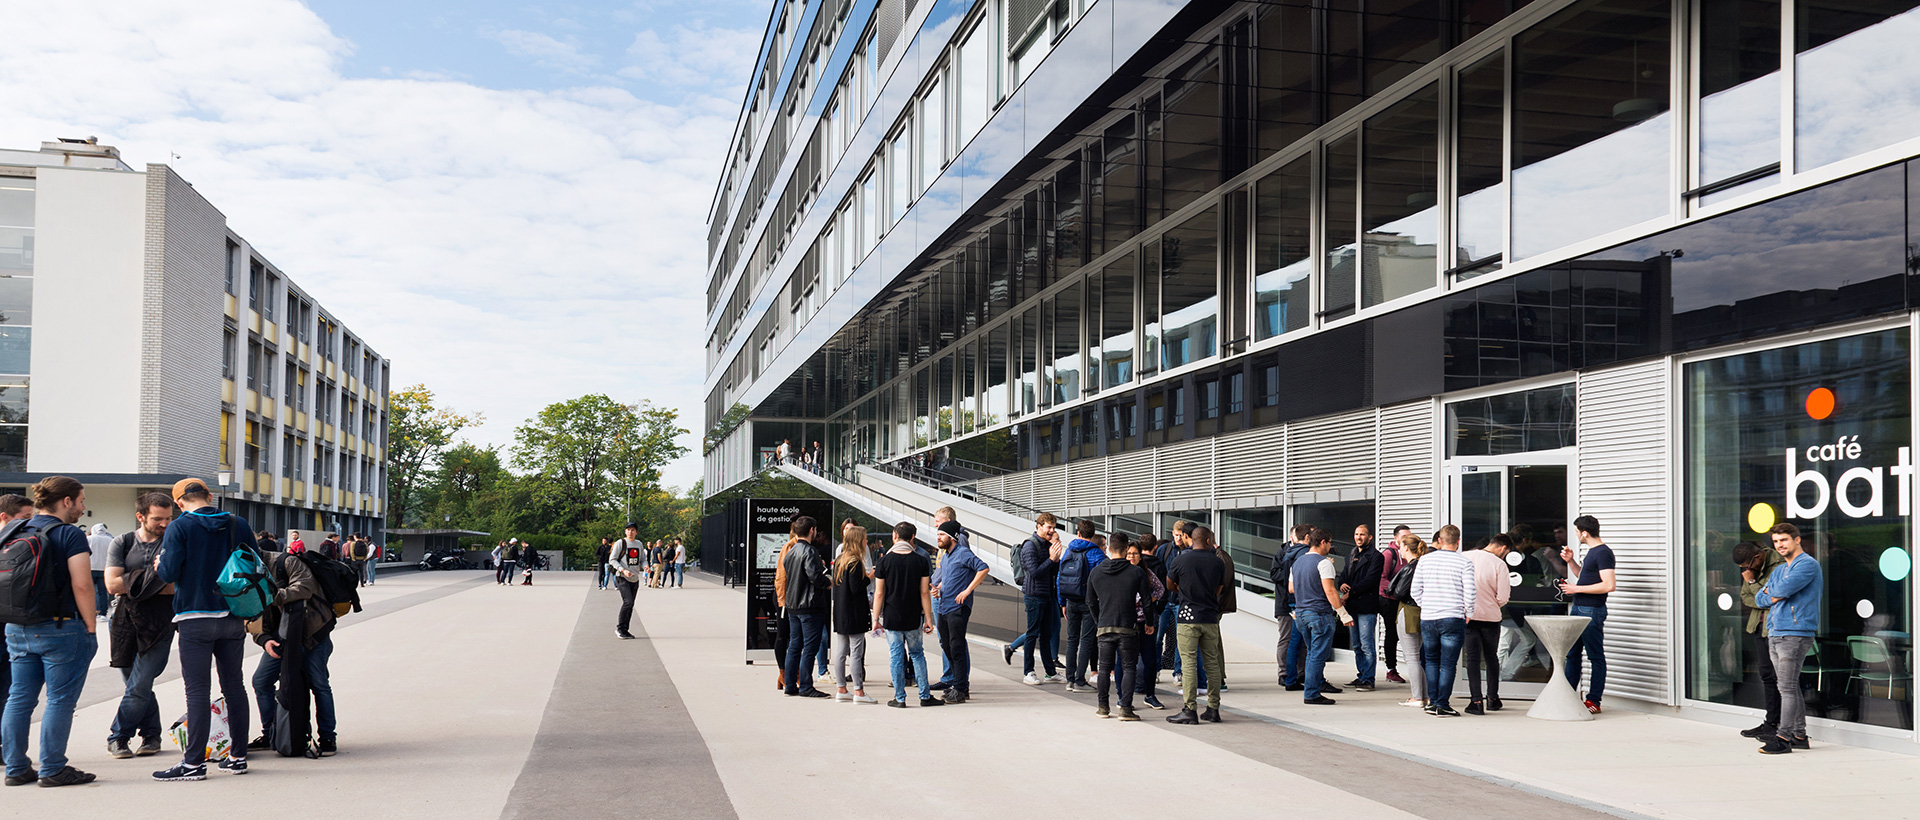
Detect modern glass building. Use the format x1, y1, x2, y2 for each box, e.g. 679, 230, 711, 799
704, 0, 1920, 748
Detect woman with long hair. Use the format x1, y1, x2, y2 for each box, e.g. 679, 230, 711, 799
1394, 533, 1433, 708
829, 525, 877, 703
772, 533, 798, 691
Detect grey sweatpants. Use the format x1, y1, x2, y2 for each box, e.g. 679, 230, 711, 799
831, 631, 867, 692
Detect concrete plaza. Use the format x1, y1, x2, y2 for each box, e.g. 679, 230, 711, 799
6, 570, 1916, 819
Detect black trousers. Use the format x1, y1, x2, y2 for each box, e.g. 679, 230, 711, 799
937, 609, 972, 693
178, 617, 249, 766
1382, 614, 1399, 671
616, 579, 639, 634
1096, 632, 1139, 711
1463, 619, 1502, 701
1751, 629, 1782, 727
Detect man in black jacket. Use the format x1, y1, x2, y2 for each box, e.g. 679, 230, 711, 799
780, 516, 830, 698
1005, 513, 1064, 685
104, 492, 175, 759
1339, 524, 1385, 692
1087, 539, 1153, 721
1269, 525, 1311, 690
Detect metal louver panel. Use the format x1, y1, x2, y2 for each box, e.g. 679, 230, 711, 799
1286, 410, 1378, 493
1577, 360, 1673, 706
1155, 438, 1215, 504
1375, 401, 1437, 534
1105, 449, 1155, 506
877, 0, 903, 64
1066, 460, 1106, 509
975, 475, 1005, 498
1030, 464, 1068, 513
1006, 0, 1052, 53
1001, 471, 1032, 514
1214, 425, 1287, 500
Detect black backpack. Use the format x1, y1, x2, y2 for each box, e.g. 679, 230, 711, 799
0, 521, 58, 625
1057, 545, 1090, 600
296, 551, 362, 618
1387, 558, 1419, 603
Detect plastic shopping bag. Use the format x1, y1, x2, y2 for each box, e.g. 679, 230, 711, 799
168, 697, 234, 761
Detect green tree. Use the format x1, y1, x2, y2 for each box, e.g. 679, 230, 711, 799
510, 395, 689, 532
387, 384, 483, 528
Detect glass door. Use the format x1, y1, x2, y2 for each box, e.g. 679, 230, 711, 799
1445, 456, 1575, 699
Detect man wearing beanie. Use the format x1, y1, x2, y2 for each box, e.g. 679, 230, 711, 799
931, 517, 989, 703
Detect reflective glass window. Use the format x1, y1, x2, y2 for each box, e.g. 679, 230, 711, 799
0, 327, 28, 375
936, 354, 955, 441
1254, 155, 1312, 340
1163, 48, 1223, 215
889, 125, 911, 224
0, 277, 31, 326
1051, 279, 1082, 404
860, 170, 879, 252
1101, 253, 1136, 388
1446, 384, 1576, 457
1512, 0, 1671, 260
1795, 1, 1920, 171
959, 341, 978, 434
1255, 2, 1320, 158
1323, 132, 1359, 320
1683, 328, 1911, 730
1698, 0, 1780, 199
1019, 306, 1039, 415
1455, 51, 1505, 275
1361, 82, 1440, 307
957, 21, 992, 145
920, 77, 944, 193
1103, 118, 1140, 251
0, 180, 31, 228
0, 383, 28, 424
913, 367, 930, 448
1160, 206, 1219, 370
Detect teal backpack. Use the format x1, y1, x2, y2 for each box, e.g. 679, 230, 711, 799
214, 520, 273, 619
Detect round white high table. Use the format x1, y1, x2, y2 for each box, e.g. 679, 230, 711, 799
1525, 614, 1595, 721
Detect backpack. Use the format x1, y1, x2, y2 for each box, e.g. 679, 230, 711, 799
349, 540, 369, 561
216, 522, 274, 620
296, 550, 362, 619
1013, 537, 1038, 586
1387, 558, 1419, 603
0, 521, 59, 625
1057, 544, 1090, 600
1268, 544, 1304, 607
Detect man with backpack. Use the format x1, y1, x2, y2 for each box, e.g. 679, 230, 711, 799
1006, 513, 1064, 685
246, 541, 341, 757
1, 476, 98, 787
153, 478, 258, 781
1058, 520, 1103, 692
1270, 525, 1312, 691
104, 492, 177, 760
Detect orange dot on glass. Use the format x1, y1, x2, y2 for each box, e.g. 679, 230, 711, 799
1806, 388, 1836, 420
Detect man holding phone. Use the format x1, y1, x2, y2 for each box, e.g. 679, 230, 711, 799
873, 522, 942, 708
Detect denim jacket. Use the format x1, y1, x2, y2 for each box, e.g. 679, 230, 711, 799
1754, 553, 1822, 638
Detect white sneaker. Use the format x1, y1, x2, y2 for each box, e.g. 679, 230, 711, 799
1023, 672, 1043, 685
1043, 674, 1066, 685
1399, 698, 1427, 707
834, 692, 851, 702
852, 694, 877, 704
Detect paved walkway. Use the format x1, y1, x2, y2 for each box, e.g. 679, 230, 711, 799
6, 571, 1914, 818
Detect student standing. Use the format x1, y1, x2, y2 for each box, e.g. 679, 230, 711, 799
672, 538, 687, 588
1556, 515, 1615, 714
1128, 536, 1168, 710
246, 545, 339, 756
1379, 524, 1411, 684
153, 478, 255, 781
87, 523, 113, 621
104, 493, 176, 760
829, 526, 875, 703
1057, 520, 1103, 692
931, 521, 989, 703
1087, 538, 1153, 720
1339, 524, 1383, 692
1164, 526, 1227, 725
1755, 523, 1821, 754
1411, 525, 1474, 717
1392, 534, 1432, 708
610, 525, 644, 639
1291, 528, 1354, 705
780, 517, 830, 699
0, 477, 98, 787
1007, 513, 1064, 685
1462, 533, 1514, 715
595, 537, 613, 591
1270, 525, 1311, 690
872, 523, 941, 708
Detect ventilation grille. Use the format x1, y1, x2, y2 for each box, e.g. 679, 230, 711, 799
1576, 360, 1672, 706
1375, 400, 1436, 534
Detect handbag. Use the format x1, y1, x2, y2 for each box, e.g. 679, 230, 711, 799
1386, 559, 1418, 603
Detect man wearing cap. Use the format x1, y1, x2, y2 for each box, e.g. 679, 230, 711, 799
931, 517, 990, 703
152, 478, 257, 782
609, 525, 644, 639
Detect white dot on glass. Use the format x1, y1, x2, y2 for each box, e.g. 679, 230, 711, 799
1858, 599, 1875, 619
1508, 572, 1522, 587
1506, 551, 1524, 567
1716, 593, 1733, 611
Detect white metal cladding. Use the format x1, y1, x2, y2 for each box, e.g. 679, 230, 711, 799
1376, 400, 1438, 534
1105, 449, 1155, 506
1287, 409, 1379, 492
1030, 463, 1068, 514
1577, 359, 1673, 706
1214, 423, 1288, 500
1066, 459, 1106, 509
1000, 470, 1032, 514
1155, 437, 1215, 502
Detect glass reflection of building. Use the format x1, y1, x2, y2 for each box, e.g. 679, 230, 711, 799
706, 0, 1920, 747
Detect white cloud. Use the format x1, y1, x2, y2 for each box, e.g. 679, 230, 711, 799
622, 24, 763, 92
0, 0, 741, 491
485, 28, 600, 75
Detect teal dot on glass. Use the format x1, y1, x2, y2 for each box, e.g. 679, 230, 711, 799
1879, 547, 1911, 582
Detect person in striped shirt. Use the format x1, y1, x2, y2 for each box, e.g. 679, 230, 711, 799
1411, 524, 1475, 717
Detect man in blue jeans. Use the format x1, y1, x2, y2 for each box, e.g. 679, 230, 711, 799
780, 516, 830, 698
1, 476, 99, 787
873, 522, 942, 707
1290, 528, 1354, 705
1006, 513, 1064, 685
1339, 524, 1384, 692
246, 545, 340, 756
1557, 514, 1615, 715
104, 492, 177, 759
1412, 524, 1475, 717
154, 478, 257, 781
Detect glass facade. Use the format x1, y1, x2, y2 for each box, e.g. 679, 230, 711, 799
1684, 328, 1912, 730
0, 178, 31, 471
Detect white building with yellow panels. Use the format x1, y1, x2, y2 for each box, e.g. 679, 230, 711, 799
0, 138, 390, 541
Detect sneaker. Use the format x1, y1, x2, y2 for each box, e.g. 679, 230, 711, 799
3, 771, 36, 786
887, 699, 906, 708
1399, 698, 1426, 708
1346, 678, 1366, 687
1464, 701, 1485, 716
918, 697, 946, 707
1758, 735, 1793, 755
153, 762, 207, 782
1304, 696, 1337, 705
1422, 703, 1439, 715
797, 689, 831, 699
1583, 699, 1602, 714
108, 738, 134, 759
37, 766, 95, 787
1117, 708, 1140, 721
1003, 644, 1015, 665
834, 691, 851, 702
1791, 735, 1810, 750
1095, 706, 1111, 719
1064, 682, 1087, 693
1201, 707, 1223, 723
1023, 672, 1043, 685
1042, 674, 1066, 685
1284, 683, 1304, 691
1435, 705, 1462, 717
218, 757, 248, 775
247, 735, 271, 751
1385, 670, 1407, 684
1143, 694, 1167, 710
1321, 684, 1342, 694
1166, 709, 1200, 725
1487, 697, 1504, 712
617, 631, 636, 640
943, 689, 968, 704
318, 738, 337, 756
929, 681, 952, 692
1354, 684, 1375, 692
852, 694, 877, 704
1739, 722, 1778, 739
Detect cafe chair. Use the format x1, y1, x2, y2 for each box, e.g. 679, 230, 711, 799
1846, 636, 1911, 699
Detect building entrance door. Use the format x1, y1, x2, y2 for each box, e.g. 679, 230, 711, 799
1444, 454, 1575, 700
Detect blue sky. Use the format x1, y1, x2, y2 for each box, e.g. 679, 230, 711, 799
1, 0, 772, 491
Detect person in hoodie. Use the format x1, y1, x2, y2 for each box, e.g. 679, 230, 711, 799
1088, 537, 1155, 721
1129, 535, 1169, 710
153, 478, 257, 782
1057, 520, 1105, 692
1005, 513, 1064, 685
1270, 525, 1313, 691
1755, 522, 1822, 755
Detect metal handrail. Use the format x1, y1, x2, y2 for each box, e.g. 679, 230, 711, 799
948, 457, 1012, 476
869, 460, 1053, 521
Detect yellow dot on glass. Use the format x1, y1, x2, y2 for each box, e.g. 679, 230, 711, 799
1747, 503, 1777, 534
